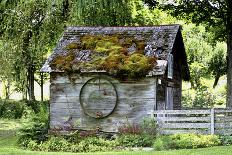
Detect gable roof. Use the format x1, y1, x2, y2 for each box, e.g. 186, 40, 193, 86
41, 25, 190, 80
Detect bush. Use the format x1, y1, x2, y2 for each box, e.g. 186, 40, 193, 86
117, 134, 154, 147
153, 133, 221, 150
40, 136, 72, 152
0, 99, 26, 119
77, 136, 118, 152
118, 117, 157, 136
18, 101, 49, 147
27, 135, 118, 152
116, 118, 156, 147
220, 135, 232, 146
182, 86, 216, 108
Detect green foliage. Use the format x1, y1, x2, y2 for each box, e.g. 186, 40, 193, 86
153, 136, 171, 150
189, 62, 207, 88
118, 117, 157, 135
208, 42, 227, 87
220, 136, 232, 146
17, 101, 49, 147
0, 100, 26, 119
71, 0, 132, 26
193, 86, 215, 108
153, 134, 221, 150
182, 86, 216, 108
117, 134, 154, 147
0, 0, 67, 98
116, 118, 156, 147
26, 135, 118, 152
152, 1, 228, 42
77, 136, 118, 152
51, 35, 156, 79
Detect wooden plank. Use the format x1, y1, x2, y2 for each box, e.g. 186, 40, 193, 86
155, 116, 210, 122
159, 123, 210, 129
214, 109, 232, 113
116, 83, 155, 99
49, 73, 156, 132
50, 82, 155, 99
50, 102, 79, 110
50, 83, 82, 97
50, 108, 81, 116
51, 73, 155, 84
210, 108, 215, 134
51, 98, 155, 110
215, 116, 232, 122
51, 73, 100, 84
153, 110, 210, 115
160, 129, 209, 135
215, 123, 232, 129
215, 129, 232, 135
51, 96, 79, 103
50, 98, 155, 132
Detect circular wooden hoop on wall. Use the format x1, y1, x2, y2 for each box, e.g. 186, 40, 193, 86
79, 76, 118, 119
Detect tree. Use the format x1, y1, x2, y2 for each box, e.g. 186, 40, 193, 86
0, 0, 67, 100
144, 0, 232, 108
208, 42, 227, 88
0, 0, 176, 100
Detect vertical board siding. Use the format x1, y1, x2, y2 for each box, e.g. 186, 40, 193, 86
50, 73, 156, 132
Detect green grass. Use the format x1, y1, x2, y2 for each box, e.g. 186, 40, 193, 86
1, 119, 232, 155
0, 119, 21, 130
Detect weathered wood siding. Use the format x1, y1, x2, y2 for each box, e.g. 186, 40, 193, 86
149, 109, 232, 135
172, 50, 182, 110
50, 72, 156, 132
155, 34, 184, 110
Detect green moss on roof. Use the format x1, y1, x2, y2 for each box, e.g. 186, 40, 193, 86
51, 34, 157, 79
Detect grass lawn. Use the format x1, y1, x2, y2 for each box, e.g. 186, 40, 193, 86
1, 119, 232, 155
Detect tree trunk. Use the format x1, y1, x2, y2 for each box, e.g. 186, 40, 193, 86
40, 72, 44, 101
28, 65, 35, 101
227, 0, 232, 108
3, 80, 10, 99
213, 75, 220, 88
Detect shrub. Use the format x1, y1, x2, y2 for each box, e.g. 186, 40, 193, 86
77, 136, 118, 152
220, 135, 232, 146
118, 123, 142, 135
182, 86, 216, 108
140, 117, 157, 136
153, 136, 172, 150
153, 133, 220, 150
118, 117, 157, 135
18, 101, 49, 147
27, 135, 118, 152
0, 99, 26, 119
117, 134, 154, 147
40, 136, 71, 152
117, 118, 156, 147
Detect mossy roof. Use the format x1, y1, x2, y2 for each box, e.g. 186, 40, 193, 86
41, 25, 189, 80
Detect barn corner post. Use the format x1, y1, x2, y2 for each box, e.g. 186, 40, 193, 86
227, 0, 232, 109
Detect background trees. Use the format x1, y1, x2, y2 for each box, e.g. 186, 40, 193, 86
0, 0, 229, 109
144, 0, 232, 107
0, 0, 71, 100
0, 0, 173, 100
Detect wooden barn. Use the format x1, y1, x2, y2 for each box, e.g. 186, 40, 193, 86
41, 25, 190, 132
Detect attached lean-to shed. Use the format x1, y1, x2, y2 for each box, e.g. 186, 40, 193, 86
41, 25, 190, 132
